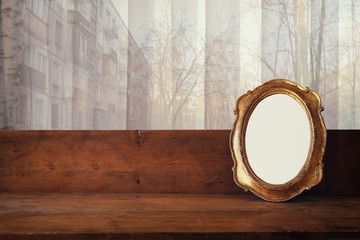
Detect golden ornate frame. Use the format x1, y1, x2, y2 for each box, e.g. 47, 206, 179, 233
230, 79, 327, 202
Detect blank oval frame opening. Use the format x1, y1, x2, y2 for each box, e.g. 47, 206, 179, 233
245, 94, 311, 185
230, 79, 327, 202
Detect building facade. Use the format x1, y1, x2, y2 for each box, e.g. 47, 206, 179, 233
0, 0, 151, 130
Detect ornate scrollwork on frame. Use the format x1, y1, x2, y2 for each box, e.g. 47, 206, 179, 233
230, 79, 327, 202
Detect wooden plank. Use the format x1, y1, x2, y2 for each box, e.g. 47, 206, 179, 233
0, 130, 239, 194
3, 233, 358, 240
0, 130, 359, 195
0, 193, 359, 239
320, 130, 360, 196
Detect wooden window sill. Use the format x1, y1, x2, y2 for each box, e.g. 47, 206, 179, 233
0, 193, 359, 239
1, 130, 359, 239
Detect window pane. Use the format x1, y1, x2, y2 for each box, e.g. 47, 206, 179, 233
33, 0, 38, 16
100, 1, 103, 18
51, 103, 59, 129
43, 3, 49, 23
34, 99, 44, 128
38, 0, 44, 19
55, 21, 63, 45
26, 0, 32, 9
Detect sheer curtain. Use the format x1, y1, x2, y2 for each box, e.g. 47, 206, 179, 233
0, 0, 359, 130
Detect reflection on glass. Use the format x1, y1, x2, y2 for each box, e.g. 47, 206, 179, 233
0, 0, 359, 130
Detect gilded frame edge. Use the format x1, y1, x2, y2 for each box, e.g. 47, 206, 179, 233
230, 79, 327, 202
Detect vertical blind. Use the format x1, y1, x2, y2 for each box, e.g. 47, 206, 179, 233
0, 0, 359, 130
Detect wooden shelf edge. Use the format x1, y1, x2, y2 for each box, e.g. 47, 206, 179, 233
0, 193, 359, 239
1, 232, 360, 240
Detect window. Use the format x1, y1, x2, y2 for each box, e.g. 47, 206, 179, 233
75, 106, 85, 130
119, 26, 126, 39
106, 10, 111, 26
110, 61, 116, 76
51, 103, 59, 129
24, 46, 31, 66
43, 0, 49, 23
39, 0, 44, 20
26, 0, 32, 9
53, 62, 61, 85
75, 71, 88, 91
100, 1, 103, 18
98, 30, 103, 46
98, 59, 102, 74
95, 84, 101, 102
38, 53, 47, 74
82, 6, 91, 21
80, 34, 84, 54
69, 1, 76, 10
80, 34, 88, 55
55, 21, 63, 46
17, 94, 28, 124
34, 98, 45, 128
84, 38, 88, 55
26, 0, 49, 23
56, 0, 64, 8
33, 0, 39, 16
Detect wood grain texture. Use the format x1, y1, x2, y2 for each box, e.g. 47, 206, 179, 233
0, 193, 359, 238
3, 233, 359, 240
321, 130, 360, 195
0, 130, 360, 239
0, 130, 239, 194
0, 130, 359, 195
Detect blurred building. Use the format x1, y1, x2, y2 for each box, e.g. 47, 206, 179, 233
126, 33, 152, 129
0, 0, 151, 130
